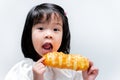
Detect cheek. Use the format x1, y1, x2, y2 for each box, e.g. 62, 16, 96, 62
32, 34, 38, 49
32, 32, 37, 44
57, 35, 62, 43
54, 33, 63, 49
32, 32, 42, 51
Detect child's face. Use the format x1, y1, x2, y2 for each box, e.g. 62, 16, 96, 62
32, 14, 63, 56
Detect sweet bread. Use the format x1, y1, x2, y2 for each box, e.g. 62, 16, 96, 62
43, 52, 89, 71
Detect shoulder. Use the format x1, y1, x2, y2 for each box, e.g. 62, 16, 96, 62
5, 58, 35, 80
8, 58, 34, 72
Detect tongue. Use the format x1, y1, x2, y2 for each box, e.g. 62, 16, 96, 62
42, 43, 52, 50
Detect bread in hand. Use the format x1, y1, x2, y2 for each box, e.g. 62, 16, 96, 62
43, 52, 89, 71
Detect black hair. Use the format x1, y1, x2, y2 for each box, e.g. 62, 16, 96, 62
21, 3, 71, 61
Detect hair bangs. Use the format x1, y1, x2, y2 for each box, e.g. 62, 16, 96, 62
32, 8, 62, 25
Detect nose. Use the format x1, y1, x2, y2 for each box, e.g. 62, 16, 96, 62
45, 30, 53, 39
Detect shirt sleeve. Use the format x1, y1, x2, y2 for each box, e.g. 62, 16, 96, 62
4, 58, 34, 80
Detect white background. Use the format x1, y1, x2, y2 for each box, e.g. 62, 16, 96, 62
0, 0, 120, 80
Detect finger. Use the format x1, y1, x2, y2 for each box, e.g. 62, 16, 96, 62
37, 58, 45, 63
32, 66, 46, 75
39, 67, 46, 73
34, 60, 46, 69
87, 60, 93, 72
89, 60, 93, 67
88, 66, 94, 74
92, 67, 99, 75
88, 66, 98, 75
35, 62, 45, 68
32, 63, 46, 72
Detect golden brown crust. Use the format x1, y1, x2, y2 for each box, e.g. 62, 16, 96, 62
43, 52, 89, 71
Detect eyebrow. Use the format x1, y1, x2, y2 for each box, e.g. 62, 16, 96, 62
55, 22, 62, 26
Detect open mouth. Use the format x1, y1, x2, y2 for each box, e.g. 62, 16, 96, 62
42, 42, 53, 50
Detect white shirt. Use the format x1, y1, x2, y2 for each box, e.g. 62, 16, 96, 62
5, 58, 83, 80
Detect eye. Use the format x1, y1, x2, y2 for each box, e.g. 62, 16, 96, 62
53, 28, 59, 31
38, 27, 44, 30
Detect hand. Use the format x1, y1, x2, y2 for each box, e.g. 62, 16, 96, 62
82, 60, 99, 80
32, 58, 46, 80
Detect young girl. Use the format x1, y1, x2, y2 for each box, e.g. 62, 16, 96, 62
5, 3, 98, 80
